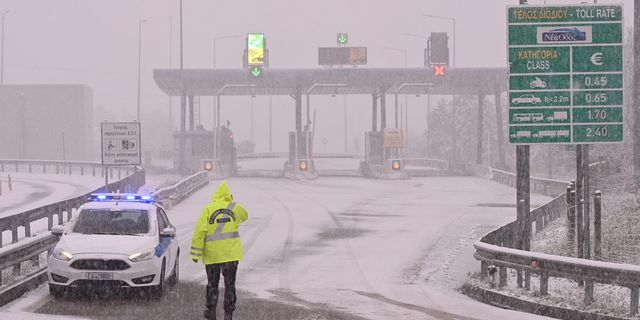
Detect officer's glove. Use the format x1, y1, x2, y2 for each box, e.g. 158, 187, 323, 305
192, 259, 198, 263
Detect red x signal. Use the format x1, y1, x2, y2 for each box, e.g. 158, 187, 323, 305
433, 65, 446, 76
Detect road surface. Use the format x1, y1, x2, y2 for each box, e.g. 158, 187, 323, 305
2, 176, 554, 320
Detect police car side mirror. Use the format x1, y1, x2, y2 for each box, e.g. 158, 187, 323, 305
160, 227, 176, 238
51, 225, 65, 237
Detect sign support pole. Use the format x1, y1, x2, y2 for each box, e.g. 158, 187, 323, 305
576, 145, 584, 259
104, 166, 109, 193
516, 145, 530, 287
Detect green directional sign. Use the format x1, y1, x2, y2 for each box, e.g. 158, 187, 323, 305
508, 4, 623, 144
337, 33, 348, 45
250, 66, 263, 78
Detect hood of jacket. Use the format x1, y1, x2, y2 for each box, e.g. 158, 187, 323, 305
212, 181, 233, 203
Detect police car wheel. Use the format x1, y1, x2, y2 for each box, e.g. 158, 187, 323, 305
169, 251, 180, 286
49, 284, 65, 298
151, 260, 166, 299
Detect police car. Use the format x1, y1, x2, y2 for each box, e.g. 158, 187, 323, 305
47, 193, 180, 298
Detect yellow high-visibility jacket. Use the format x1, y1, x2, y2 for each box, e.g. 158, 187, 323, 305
190, 181, 248, 264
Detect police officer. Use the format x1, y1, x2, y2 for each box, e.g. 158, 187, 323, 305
191, 181, 248, 320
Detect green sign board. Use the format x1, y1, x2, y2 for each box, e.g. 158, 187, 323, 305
337, 33, 348, 45
507, 4, 623, 144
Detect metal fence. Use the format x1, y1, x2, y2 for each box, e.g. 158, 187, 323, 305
474, 167, 640, 315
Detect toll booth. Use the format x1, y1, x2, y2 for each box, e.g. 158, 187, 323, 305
284, 130, 317, 179
173, 126, 236, 176
360, 129, 407, 179
217, 126, 237, 176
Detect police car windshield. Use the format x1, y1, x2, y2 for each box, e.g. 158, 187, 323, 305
72, 209, 149, 235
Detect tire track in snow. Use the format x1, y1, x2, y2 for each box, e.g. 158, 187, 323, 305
278, 180, 473, 320
238, 178, 294, 292
272, 180, 376, 293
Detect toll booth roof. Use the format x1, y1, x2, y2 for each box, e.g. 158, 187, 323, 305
153, 67, 508, 97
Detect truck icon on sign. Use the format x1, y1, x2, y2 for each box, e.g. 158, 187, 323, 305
547, 111, 568, 122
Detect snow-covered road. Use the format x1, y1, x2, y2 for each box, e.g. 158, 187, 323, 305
2, 176, 556, 319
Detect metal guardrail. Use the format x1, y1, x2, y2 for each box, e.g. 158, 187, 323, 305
0, 159, 135, 179
473, 166, 640, 315
490, 168, 568, 197
404, 158, 449, 171
0, 169, 210, 307
152, 171, 209, 208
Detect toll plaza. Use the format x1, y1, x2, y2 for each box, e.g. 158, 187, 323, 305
153, 66, 508, 178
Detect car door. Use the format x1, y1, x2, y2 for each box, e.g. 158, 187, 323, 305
156, 207, 177, 274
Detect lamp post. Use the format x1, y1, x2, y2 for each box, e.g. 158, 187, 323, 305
137, 19, 147, 122
422, 14, 456, 67
1, 10, 9, 85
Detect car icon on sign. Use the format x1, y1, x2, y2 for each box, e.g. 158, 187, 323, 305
511, 94, 541, 105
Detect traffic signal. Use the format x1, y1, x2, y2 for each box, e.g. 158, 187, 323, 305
299, 160, 308, 172
203, 160, 213, 171
428, 32, 449, 66
391, 159, 402, 171
433, 65, 446, 77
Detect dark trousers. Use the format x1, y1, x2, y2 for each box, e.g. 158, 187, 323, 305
205, 261, 238, 313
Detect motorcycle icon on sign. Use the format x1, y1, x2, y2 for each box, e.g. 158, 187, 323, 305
529, 77, 547, 89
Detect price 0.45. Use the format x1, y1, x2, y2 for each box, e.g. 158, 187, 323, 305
584, 76, 608, 88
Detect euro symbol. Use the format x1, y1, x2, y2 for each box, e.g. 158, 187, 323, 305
590, 52, 603, 66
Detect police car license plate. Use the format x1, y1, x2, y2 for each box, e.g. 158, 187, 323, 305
86, 272, 113, 280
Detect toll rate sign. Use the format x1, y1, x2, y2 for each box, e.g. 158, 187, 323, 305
507, 4, 623, 144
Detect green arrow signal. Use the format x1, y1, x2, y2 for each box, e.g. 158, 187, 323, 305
250, 66, 262, 78
337, 33, 348, 45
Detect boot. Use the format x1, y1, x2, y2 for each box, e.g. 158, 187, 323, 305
224, 311, 233, 320
203, 309, 216, 320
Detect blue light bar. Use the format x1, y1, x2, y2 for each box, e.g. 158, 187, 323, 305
90, 193, 154, 203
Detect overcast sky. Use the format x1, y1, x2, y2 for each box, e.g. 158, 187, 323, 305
1, 0, 634, 152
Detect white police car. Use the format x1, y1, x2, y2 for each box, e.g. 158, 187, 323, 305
47, 193, 180, 298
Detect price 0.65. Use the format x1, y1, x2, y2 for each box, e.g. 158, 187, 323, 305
585, 93, 608, 104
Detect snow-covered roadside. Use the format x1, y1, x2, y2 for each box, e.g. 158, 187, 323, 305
0, 283, 90, 320
466, 190, 640, 319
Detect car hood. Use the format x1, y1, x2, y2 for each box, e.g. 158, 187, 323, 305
57, 233, 157, 256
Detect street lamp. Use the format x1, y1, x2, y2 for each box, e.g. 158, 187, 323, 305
137, 19, 147, 122
213, 34, 243, 69
422, 14, 456, 67
1, 10, 9, 85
